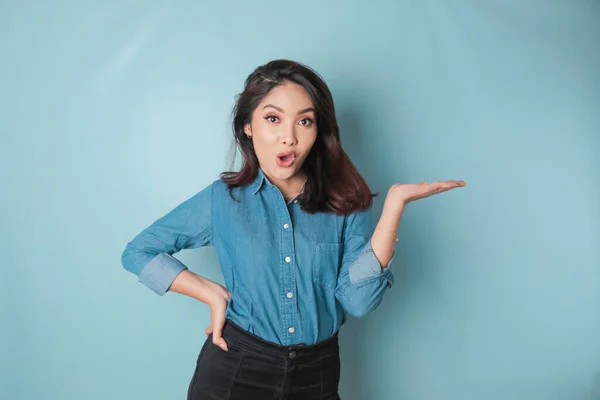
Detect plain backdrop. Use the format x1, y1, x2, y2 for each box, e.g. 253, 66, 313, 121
1, 1, 599, 399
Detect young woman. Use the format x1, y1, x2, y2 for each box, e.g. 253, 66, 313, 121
122, 59, 465, 400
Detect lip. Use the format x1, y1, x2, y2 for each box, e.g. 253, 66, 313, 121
276, 151, 296, 168
277, 151, 296, 160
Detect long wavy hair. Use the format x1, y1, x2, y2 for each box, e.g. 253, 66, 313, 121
221, 59, 376, 215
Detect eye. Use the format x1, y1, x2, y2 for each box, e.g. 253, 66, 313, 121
299, 118, 314, 127
264, 115, 280, 123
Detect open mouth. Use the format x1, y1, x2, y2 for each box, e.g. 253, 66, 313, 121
276, 152, 296, 168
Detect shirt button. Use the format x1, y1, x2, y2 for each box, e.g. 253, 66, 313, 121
285, 256, 291, 263
288, 327, 295, 333
287, 292, 293, 298
293, 200, 298, 204
283, 223, 289, 229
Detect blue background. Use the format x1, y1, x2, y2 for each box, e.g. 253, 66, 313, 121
1, 1, 599, 399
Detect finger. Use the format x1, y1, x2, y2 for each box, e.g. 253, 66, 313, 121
213, 335, 228, 352
219, 287, 231, 301
447, 180, 466, 186
422, 181, 443, 188
205, 326, 213, 336
434, 180, 465, 193
212, 324, 228, 352
213, 331, 227, 351
445, 180, 466, 189
423, 180, 465, 187
429, 183, 448, 194
445, 180, 466, 188
440, 183, 455, 192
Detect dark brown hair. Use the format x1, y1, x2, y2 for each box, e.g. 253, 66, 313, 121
221, 59, 376, 215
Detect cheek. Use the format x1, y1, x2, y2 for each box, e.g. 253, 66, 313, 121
253, 121, 279, 142
253, 132, 278, 151
252, 138, 268, 159
300, 132, 317, 153
250, 130, 277, 160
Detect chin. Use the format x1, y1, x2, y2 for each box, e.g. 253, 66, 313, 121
274, 170, 297, 180
268, 166, 299, 181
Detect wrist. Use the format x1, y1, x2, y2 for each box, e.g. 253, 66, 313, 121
377, 197, 404, 237
383, 192, 406, 215
198, 276, 228, 307
193, 275, 217, 304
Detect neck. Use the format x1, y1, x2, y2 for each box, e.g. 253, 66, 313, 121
261, 168, 307, 202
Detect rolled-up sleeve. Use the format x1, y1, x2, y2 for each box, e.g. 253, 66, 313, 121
121, 182, 213, 295
335, 208, 394, 317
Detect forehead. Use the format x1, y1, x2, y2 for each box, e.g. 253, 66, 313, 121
258, 82, 314, 112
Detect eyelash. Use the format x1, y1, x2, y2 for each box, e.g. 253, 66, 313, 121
299, 118, 314, 127
264, 115, 314, 127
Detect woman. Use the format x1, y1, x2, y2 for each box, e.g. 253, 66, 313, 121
121, 59, 465, 399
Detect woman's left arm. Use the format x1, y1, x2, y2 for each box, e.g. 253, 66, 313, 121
335, 179, 466, 317
372, 179, 467, 267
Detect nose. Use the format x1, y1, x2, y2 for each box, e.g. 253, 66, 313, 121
282, 124, 298, 146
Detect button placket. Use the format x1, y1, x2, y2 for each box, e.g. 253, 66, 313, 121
273, 188, 299, 345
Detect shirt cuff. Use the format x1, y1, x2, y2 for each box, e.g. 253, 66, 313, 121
138, 253, 188, 296
348, 241, 395, 288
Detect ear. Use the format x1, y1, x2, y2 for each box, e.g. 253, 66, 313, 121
244, 123, 252, 138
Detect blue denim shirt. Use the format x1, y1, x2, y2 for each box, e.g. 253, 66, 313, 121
122, 168, 394, 345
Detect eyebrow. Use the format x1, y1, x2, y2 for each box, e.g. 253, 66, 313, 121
262, 104, 315, 115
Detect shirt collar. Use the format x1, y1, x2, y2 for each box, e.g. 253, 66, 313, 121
251, 167, 268, 195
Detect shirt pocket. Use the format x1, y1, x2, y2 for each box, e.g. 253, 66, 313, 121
312, 242, 343, 290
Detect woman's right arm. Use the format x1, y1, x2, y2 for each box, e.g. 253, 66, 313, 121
169, 270, 231, 351
121, 181, 231, 351
121, 183, 213, 295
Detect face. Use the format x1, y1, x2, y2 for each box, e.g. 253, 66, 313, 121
244, 82, 317, 186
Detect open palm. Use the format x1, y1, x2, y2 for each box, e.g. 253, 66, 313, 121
388, 180, 466, 205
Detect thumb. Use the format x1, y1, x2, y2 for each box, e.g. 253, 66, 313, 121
205, 326, 213, 336
214, 336, 228, 352
212, 325, 228, 352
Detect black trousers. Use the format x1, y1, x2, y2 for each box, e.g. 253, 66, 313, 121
187, 319, 341, 400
